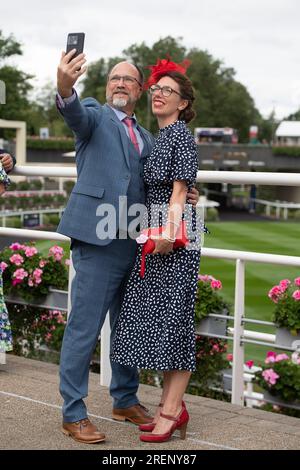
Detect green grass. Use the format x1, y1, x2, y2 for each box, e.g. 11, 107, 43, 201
201, 221, 300, 363
36, 239, 69, 257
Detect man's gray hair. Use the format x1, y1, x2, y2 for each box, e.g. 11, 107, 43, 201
107, 62, 144, 86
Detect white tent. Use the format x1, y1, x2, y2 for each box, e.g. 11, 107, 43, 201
276, 121, 300, 137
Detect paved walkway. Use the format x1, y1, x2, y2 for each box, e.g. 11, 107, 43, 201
1, 354, 300, 450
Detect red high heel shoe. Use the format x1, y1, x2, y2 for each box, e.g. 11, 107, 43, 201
139, 401, 186, 433
140, 406, 189, 443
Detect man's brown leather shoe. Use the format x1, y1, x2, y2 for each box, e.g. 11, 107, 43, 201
112, 404, 153, 425
62, 418, 106, 444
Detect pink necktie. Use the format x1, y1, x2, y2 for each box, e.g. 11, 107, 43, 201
123, 117, 140, 155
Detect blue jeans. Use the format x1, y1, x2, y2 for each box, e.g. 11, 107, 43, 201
59, 238, 139, 422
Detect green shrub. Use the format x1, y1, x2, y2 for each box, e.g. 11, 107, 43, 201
206, 207, 219, 221
18, 181, 30, 190
26, 138, 75, 151
63, 180, 75, 194
44, 214, 60, 226
272, 146, 300, 157
5, 217, 22, 228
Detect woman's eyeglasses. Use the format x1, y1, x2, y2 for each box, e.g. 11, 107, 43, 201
149, 84, 181, 98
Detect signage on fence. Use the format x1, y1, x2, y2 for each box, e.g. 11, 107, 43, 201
23, 213, 40, 228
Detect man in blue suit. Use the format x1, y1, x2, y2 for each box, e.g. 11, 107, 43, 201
56, 49, 199, 444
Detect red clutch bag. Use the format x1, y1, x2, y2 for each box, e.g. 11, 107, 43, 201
137, 221, 189, 278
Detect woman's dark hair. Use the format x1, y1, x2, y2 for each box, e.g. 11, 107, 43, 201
159, 71, 196, 123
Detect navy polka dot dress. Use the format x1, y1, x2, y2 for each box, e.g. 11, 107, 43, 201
111, 120, 203, 372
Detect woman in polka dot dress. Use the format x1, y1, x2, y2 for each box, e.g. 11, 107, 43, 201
111, 60, 205, 442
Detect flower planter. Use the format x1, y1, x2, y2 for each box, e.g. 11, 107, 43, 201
275, 328, 300, 350
262, 391, 300, 410
195, 308, 228, 337
4, 288, 68, 311
221, 368, 232, 392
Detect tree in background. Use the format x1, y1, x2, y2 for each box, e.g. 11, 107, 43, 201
0, 30, 33, 131
0, 32, 278, 143
81, 36, 267, 142
26, 81, 72, 137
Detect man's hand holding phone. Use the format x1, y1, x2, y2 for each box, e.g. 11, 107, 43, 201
57, 49, 87, 98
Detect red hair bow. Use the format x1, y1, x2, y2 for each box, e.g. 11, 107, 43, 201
144, 57, 190, 90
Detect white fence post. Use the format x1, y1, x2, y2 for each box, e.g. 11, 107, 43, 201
100, 314, 112, 387
67, 253, 75, 318
231, 259, 245, 406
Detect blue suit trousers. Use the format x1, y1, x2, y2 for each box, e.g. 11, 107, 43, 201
59, 238, 139, 422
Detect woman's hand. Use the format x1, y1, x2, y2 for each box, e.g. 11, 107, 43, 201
151, 235, 174, 255
187, 186, 199, 207
0, 153, 14, 172
0, 182, 5, 196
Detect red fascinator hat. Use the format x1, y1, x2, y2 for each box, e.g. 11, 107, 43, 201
144, 57, 191, 90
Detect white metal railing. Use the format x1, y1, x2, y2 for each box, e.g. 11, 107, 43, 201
1, 166, 300, 407
250, 198, 300, 220
0, 208, 64, 227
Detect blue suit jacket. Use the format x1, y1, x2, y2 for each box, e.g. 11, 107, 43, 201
57, 96, 155, 246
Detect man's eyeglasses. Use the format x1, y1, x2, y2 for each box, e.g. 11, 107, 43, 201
109, 75, 142, 87
149, 84, 181, 98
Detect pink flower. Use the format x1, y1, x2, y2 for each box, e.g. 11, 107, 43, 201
262, 368, 280, 386
292, 290, 300, 301
65, 259, 71, 266
291, 352, 300, 365
275, 353, 289, 362
268, 286, 282, 303
265, 351, 276, 364
24, 246, 38, 257
33, 268, 43, 277
198, 274, 214, 282
9, 254, 24, 266
49, 245, 64, 262
211, 279, 222, 290
294, 277, 300, 287
212, 344, 220, 352
9, 242, 25, 251
279, 279, 291, 292
12, 268, 28, 280
45, 333, 52, 342
246, 360, 254, 369
0, 262, 8, 272
12, 279, 22, 286
28, 277, 34, 287
32, 268, 43, 285
227, 353, 233, 361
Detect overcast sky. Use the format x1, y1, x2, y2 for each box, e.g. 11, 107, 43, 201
1, 0, 299, 119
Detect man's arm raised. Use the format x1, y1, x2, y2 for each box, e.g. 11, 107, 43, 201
56, 50, 102, 141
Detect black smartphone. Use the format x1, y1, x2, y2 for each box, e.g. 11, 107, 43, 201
66, 32, 85, 59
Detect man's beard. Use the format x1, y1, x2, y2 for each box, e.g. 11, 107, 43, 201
112, 96, 128, 109
106, 91, 135, 110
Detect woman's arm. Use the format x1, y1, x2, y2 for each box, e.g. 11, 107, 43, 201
152, 180, 187, 255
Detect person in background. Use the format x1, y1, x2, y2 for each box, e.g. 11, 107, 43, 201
0, 164, 13, 353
